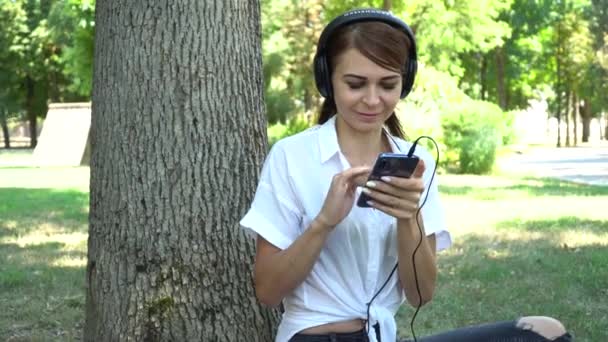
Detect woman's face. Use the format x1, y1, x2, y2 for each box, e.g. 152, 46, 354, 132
331, 48, 402, 134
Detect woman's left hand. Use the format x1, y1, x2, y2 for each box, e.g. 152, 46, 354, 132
361, 159, 426, 219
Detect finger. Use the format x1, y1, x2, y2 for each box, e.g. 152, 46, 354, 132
412, 159, 426, 178
367, 177, 425, 194
353, 172, 371, 187
367, 200, 415, 219
341, 166, 372, 180
362, 188, 420, 209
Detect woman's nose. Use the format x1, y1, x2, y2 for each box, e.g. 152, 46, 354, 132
362, 87, 381, 107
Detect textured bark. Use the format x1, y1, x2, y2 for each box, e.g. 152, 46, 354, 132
495, 47, 507, 110
383, 0, 392, 11
85, 1, 279, 341
480, 53, 487, 101
25, 77, 38, 148
572, 92, 578, 146
565, 91, 571, 147
579, 98, 592, 142
0, 109, 9, 148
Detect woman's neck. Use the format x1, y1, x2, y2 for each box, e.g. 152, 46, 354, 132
335, 116, 390, 167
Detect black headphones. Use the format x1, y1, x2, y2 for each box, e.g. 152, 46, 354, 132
313, 8, 418, 100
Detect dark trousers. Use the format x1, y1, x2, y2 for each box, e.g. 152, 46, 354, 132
289, 320, 574, 342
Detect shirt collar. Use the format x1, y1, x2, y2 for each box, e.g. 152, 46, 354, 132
318, 115, 341, 163
317, 115, 403, 164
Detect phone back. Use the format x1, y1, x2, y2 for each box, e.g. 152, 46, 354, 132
357, 153, 419, 207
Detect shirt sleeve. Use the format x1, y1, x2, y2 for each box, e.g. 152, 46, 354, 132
417, 147, 452, 252
240, 142, 302, 250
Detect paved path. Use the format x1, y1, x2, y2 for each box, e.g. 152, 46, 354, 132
500, 145, 608, 186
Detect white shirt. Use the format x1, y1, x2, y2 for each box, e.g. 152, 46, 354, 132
240, 115, 451, 342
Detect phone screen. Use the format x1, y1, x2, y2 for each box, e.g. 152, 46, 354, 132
356, 153, 419, 208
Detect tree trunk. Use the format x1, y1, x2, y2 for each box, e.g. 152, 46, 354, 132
383, 0, 392, 10
0, 109, 10, 148
480, 53, 487, 101
495, 47, 507, 110
564, 91, 570, 146
580, 99, 592, 142
25, 77, 38, 148
572, 92, 578, 146
556, 17, 562, 148
85, 1, 279, 341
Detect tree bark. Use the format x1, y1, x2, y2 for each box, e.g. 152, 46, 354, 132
565, 90, 571, 147
480, 53, 487, 101
383, 0, 392, 11
580, 99, 591, 142
0, 109, 10, 148
25, 77, 38, 148
572, 92, 578, 146
495, 47, 507, 110
85, 1, 279, 341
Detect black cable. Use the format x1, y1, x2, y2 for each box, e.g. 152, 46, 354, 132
365, 135, 440, 342
409, 136, 439, 342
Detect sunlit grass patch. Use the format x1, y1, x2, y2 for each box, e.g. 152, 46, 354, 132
0, 171, 88, 341
440, 174, 608, 198
397, 175, 608, 341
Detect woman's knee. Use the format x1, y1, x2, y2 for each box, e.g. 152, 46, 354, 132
516, 316, 568, 340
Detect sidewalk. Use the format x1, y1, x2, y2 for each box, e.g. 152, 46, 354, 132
499, 143, 608, 186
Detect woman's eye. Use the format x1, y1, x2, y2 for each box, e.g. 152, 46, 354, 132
347, 83, 364, 89
381, 83, 398, 90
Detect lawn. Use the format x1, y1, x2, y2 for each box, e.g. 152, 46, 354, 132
397, 175, 608, 341
1, 149, 607, 341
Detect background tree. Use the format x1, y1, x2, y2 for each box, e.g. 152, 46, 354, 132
47, 0, 95, 98
20, 0, 59, 147
0, 0, 27, 148
85, 1, 278, 340
590, 0, 608, 139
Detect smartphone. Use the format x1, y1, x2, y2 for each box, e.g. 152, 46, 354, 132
356, 153, 419, 208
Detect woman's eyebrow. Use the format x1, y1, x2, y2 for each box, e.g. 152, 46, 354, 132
342, 74, 400, 81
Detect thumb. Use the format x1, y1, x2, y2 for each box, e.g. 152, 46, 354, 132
412, 159, 426, 178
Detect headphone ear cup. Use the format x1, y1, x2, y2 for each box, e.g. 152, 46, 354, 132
314, 54, 332, 98
401, 59, 417, 99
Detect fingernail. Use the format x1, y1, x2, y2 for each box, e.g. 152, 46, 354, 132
362, 187, 371, 194
367, 201, 375, 206
381, 176, 391, 182
366, 181, 376, 188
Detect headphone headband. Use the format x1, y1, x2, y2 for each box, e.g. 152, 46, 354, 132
313, 8, 418, 99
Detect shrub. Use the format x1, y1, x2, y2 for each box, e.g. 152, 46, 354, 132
267, 114, 312, 148
442, 100, 504, 174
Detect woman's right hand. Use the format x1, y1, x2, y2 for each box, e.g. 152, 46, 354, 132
315, 166, 371, 228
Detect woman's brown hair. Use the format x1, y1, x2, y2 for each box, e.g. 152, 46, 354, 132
317, 21, 412, 139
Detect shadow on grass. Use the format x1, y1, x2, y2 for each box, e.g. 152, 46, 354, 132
0, 241, 85, 341
0, 187, 89, 238
440, 177, 608, 198
0, 241, 86, 289
396, 218, 608, 341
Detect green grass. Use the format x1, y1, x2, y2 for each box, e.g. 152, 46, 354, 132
396, 174, 608, 341
1, 152, 607, 341
0, 162, 89, 341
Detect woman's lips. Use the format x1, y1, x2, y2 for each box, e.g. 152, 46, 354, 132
357, 112, 380, 121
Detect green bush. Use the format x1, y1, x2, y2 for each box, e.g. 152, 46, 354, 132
265, 88, 295, 124
442, 100, 504, 174
267, 114, 312, 148
459, 126, 499, 174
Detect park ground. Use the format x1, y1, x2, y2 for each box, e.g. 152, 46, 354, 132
0, 147, 607, 341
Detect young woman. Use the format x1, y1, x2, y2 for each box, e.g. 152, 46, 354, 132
241, 8, 573, 342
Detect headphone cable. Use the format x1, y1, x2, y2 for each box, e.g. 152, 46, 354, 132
365, 135, 439, 342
